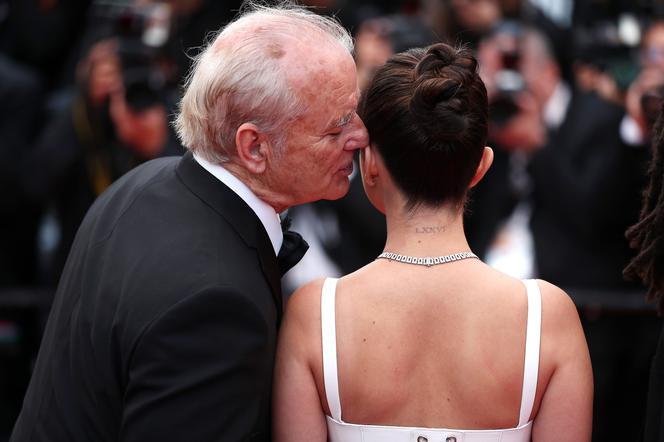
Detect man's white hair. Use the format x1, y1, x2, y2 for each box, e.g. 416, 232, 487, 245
174, 1, 354, 164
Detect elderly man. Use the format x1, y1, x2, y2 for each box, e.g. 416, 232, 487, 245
10, 3, 368, 442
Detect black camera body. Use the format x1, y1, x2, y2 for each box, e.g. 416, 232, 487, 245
89, 1, 172, 111
488, 21, 526, 127
490, 49, 526, 126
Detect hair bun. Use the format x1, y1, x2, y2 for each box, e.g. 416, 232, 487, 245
415, 44, 459, 76
358, 41, 488, 207
409, 44, 479, 142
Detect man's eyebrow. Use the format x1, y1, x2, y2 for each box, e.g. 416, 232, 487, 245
327, 90, 360, 130
332, 112, 353, 128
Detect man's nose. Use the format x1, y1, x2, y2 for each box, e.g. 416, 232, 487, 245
344, 114, 369, 151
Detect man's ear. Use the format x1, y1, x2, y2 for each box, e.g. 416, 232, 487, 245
469, 146, 494, 188
235, 123, 269, 174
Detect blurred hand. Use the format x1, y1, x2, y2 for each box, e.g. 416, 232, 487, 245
594, 72, 622, 105
109, 91, 167, 159
78, 39, 123, 107
574, 62, 622, 105
490, 92, 547, 152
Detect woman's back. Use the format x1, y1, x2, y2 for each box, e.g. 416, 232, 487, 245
312, 258, 577, 429
320, 261, 541, 430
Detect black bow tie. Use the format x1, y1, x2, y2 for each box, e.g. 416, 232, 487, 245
277, 216, 309, 276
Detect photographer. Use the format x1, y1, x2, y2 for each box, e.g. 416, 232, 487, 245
20, 3, 179, 284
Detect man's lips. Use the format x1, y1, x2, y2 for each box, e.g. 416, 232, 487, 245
340, 162, 353, 175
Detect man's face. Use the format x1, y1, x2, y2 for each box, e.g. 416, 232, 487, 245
269, 51, 369, 205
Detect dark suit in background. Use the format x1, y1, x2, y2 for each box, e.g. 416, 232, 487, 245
528, 92, 647, 289
467, 91, 647, 283
10, 152, 282, 441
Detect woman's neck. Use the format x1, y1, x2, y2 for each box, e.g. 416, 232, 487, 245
382, 204, 471, 257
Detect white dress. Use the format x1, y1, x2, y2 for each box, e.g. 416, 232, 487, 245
320, 278, 542, 442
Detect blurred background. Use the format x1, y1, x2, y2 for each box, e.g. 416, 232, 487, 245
0, 0, 662, 440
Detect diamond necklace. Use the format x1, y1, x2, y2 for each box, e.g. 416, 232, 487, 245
377, 251, 478, 267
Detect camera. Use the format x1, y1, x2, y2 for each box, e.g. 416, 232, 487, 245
488, 22, 526, 127
490, 48, 525, 126
89, 1, 172, 111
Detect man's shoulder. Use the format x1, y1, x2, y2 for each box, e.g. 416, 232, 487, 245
99, 155, 183, 205
78, 155, 187, 240
65, 151, 274, 318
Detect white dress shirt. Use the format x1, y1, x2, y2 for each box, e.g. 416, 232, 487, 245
193, 153, 283, 255
543, 81, 571, 130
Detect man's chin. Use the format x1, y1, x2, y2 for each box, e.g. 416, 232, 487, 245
295, 178, 352, 204
316, 181, 351, 202
325, 186, 351, 201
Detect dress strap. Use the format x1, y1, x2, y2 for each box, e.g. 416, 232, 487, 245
518, 279, 542, 426
321, 277, 342, 421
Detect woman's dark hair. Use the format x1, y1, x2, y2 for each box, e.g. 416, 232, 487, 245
358, 43, 488, 209
624, 101, 664, 314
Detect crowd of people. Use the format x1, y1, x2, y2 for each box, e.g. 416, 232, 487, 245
1, 0, 663, 440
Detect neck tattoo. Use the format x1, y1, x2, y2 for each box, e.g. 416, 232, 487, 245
415, 225, 446, 234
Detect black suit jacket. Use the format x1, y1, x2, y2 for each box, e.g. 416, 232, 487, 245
466, 91, 647, 289
528, 91, 647, 289
11, 152, 282, 442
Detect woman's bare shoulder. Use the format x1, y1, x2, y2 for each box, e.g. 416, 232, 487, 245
481, 266, 578, 318
534, 279, 588, 367
277, 278, 330, 371
534, 279, 580, 325
284, 278, 327, 329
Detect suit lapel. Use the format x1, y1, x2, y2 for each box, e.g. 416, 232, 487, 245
175, 151, 283, 321
255, 233, 283, 324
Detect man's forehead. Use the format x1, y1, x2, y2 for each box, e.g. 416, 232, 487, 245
287, 42, 352, 81
292, 81, 358, 132
280, 41, 358, 127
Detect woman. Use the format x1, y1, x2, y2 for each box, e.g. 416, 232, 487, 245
273, 43, 592, 441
